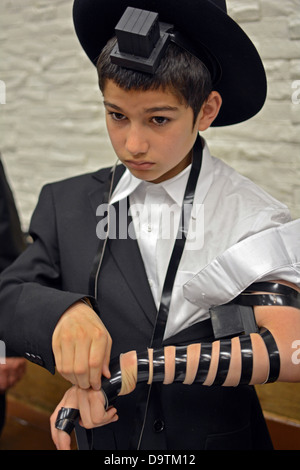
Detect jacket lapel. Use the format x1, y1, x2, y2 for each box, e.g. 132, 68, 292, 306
88, 166, 157, 327
107, 200, 158, 327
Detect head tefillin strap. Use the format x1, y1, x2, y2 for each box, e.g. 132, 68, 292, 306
110, 6, 222, 83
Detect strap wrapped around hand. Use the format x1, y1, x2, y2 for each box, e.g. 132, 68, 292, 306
55, 407, 79, 435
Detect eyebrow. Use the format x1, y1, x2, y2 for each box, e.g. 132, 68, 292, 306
146, 106, 179, 113
103, 101, 179, 114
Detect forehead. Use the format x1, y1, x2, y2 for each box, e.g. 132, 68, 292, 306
103, 79, 187, 110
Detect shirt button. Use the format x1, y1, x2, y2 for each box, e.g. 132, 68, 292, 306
153, 419, 165, 433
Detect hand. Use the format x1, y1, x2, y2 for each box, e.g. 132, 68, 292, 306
52, 301, 112, 390
50, 385, 118, 450
0, 357, 27, 392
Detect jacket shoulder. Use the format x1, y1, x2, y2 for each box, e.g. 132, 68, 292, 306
45, 164, 125, 193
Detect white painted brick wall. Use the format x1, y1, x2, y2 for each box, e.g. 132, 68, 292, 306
0, 0, 299, 229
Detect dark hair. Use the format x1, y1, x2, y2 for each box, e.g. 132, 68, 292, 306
97, 37, 213, 126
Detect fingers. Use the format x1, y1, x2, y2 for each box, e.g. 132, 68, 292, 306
0, 357, 27, 392
50, 386, 118, 450
89, 332, 112, 391
77, 388, 118, 429
50, 386, 78, 450
52, 301, 112, 390
50, 419, 72, 451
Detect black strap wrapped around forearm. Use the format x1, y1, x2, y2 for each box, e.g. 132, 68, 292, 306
174, 346, 188, 382
213, 339, 232, 385
152, 348, 165, 382
101, 328, 280, 405
239, 335, 254, 385
260, 329, 280, 383
55, 329, 280, 435
194, 343, 212, 384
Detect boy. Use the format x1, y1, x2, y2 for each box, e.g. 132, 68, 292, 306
1, 0, 300, 451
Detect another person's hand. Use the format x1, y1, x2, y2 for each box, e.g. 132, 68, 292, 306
52, 301, 112, 390
50, 385, 118, 450
0, 357, 27, 392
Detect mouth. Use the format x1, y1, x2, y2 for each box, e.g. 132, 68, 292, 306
125, 160, 155, 170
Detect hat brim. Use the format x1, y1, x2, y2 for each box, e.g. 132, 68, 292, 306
73, 0, 267, 127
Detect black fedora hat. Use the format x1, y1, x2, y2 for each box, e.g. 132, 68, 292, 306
73, 0, 267, 127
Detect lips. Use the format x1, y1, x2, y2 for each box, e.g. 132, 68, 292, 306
125, 160, 155, 170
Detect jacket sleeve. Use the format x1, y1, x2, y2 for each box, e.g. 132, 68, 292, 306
0, 158, 26, 272
0, 184, 90, 374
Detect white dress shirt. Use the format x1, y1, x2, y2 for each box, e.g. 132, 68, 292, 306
110, 160, 191, 309
110, 139, 300, 340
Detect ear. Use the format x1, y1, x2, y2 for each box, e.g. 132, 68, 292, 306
197, 91, 222, 131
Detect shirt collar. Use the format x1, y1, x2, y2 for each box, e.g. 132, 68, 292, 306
109, 167, 141, 205
110, 138, 214, 209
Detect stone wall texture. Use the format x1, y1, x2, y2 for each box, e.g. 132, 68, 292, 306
0, 0, 300, 229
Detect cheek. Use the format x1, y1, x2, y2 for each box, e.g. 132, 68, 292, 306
105, 118, 114, 139
106, 123, 122, 151
161, 133, 192, 159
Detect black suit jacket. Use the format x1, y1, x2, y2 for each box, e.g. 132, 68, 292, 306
0, 156, 25, 435
0, 165, 272, 450
0, 158, 25, 272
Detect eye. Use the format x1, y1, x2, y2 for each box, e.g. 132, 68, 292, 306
151, 116, 169, 126
108, 112, 127, 122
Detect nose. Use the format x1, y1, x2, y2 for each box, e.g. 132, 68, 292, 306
125, 125, 149, 156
